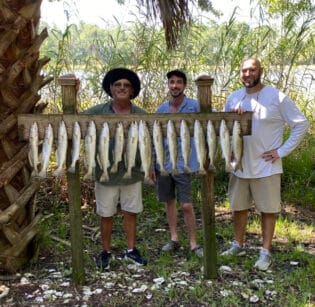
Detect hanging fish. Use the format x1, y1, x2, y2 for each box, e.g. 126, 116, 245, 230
123, 121, 138, 179
153, 120, 168, 176
206, 120, 217, 170
38, 123, 54, 178
219, 119, 233, 172
97, 122, 111, 182
83, 120, 96, 180
110, 122, 124, 174
231, 120, 243, 172
68, 121, 81, 174
180, 119, 191, 173
53, 121, 68, 177
194, 120, 207, 175
28, 122, 39, 176
138, 120, 152, 180
167, 120, 178, 175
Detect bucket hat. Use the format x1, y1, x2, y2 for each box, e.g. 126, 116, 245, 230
102, 68, 141, 99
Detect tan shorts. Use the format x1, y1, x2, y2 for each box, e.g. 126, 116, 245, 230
95, 181, 143, 217
228, 174, 281, 213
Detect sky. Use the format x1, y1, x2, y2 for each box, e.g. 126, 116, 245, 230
41, 0, 252, 29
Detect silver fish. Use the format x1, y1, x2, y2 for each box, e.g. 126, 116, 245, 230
68, 121, 81, 174
206, 120, 217, 170
180, 119, 191, 173
167, 120, 178, 175
54, 121, 68, 177
153, 120, 168, 176
194, 120, 207, 175
231, 120, 243, 172
138, 120, 152, 180
219, 119, 233, 172
123, 121, 138, 179
28, 122, 39, 176
110, 122, 124, 174
97, 122, 110, 182
83, 120, 96, 180
38, 123, 54, 178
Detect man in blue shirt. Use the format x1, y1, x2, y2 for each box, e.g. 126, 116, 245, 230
155, 70, 203, 257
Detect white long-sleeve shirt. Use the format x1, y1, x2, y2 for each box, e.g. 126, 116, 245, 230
225, 85, 309, 179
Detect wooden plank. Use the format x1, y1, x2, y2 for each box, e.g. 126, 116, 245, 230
18, 112, 252, 140
195, 75, 217, 279
59, 75, 85, 286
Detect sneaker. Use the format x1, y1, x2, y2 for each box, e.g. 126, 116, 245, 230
124, 248, 147, 266
96, 250, 112, 270
254, 248, 272, 271
161, 240, 181, 252
221, 241, 246, 256
191, 246, 203, 257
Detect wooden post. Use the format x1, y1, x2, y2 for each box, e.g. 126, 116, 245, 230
58, 75, 85, 284
195, 75, 217, 279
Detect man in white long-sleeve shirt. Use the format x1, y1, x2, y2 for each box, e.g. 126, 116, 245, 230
221, 58, 309, 271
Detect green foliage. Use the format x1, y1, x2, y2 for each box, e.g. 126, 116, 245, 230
282, 131, 315, 209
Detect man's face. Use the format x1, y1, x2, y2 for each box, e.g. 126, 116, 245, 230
240, 59, 263, 88
168, 75, 186, 98
110, 78, 134, 99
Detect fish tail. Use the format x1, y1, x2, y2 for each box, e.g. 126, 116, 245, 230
110, 163, 118, 173
53, 167, 63, 177
184, 165, 191, 173
38, 169, 47, 178
99, 171, 110, 182
122, 170, 131, 179
67, 164, 76, 173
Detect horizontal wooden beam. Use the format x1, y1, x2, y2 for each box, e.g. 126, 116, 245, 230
18, 112, 252, 141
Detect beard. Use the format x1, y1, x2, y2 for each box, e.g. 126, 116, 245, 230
242, 75, 261, 88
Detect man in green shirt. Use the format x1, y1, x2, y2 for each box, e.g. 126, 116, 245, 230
83, 68, 147, 269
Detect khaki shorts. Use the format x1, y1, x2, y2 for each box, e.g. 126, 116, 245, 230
95, 181, 143, 217
228, 174, 281, 213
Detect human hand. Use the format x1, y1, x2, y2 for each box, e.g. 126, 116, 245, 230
262, 149, 279, 163
235, 108, 246, 115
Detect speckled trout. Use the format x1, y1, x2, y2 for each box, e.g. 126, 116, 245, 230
54, 121, 68, 177
153, 120, 167, 176
110, 122, 124, 174
219, 119, 233, 172
206, 120, 217, 170
28, 122, 39, 176
38, 123, 53, 178
167, 120, 178, 175
97, 122, 110, 182
83, 120, 96, 180
194, 119, 206, 175
123, 121, 138, 179
138, 120, 152, 180
68, 121, 81, 174
231, 120, 243, 172
180, 119, 191, 173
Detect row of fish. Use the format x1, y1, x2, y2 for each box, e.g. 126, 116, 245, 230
28, 119, 243, 180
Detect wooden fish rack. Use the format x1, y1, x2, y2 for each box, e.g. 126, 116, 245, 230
18, 112, 252, 141
16, 74, 253, 283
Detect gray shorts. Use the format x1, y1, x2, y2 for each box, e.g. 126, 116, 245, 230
228, 174, 281, 213
157, 173, 192, 203
95, 181, 143, 217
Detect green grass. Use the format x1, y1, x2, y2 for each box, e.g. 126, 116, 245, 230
20, 156, 315, 306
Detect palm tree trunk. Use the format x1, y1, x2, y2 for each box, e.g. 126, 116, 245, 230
0, 0, 52, 273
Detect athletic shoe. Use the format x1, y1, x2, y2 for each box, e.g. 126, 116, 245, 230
161, 240, 181, 252
254, 248, 272, 271
220, 240, 246, 256
124, 248, 147, 266
96, 250, 112, 270
191, 246, 203, 257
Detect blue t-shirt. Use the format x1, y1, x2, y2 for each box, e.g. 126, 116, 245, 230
156, 96, 200, 174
